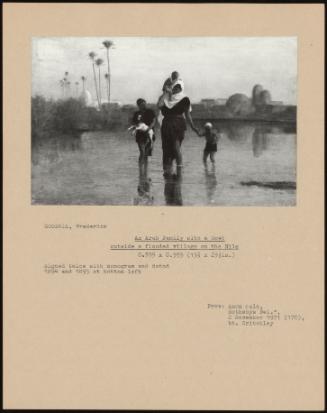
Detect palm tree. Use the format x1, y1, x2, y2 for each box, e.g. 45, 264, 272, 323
89, 52, 100, 107
102, 40, 114, 104
81, 76, 86, 93
95, 58, 104, 106
75, 81, 79, 96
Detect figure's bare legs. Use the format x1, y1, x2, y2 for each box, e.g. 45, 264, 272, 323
138, 143, 145, 163
203, 150, 209, 165
210, 152, 216, 163
138, 143, 148, 175
174, 140, 183, 167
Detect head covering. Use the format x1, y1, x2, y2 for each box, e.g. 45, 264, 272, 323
163, 90, 186, 109
163, 81, 190, 110
205, 122, 213, 129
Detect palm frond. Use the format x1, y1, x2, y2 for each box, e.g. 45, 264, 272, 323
102, 40, 114, 49
95, 58, 104, 66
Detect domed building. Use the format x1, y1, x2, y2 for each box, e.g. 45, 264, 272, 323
252, 84, 264, 107
259, 90, 272, 105
80, 90, 93, 106
226, 93, 253, 116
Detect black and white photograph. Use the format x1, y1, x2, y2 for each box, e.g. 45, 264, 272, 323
4, 3, 324, 411
32, 37, 297, 206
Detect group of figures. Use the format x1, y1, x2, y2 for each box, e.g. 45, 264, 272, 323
129, 72, 292, 206
129, 71, 220, 178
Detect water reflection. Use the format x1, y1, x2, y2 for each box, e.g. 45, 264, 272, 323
252, 126, 269, 157
221, 121, 296, 145
32, 134, 83, 166
133, 163, 154, 206
57, 134, 83, 152
223, 123, 255, 142
32, 122, 296, 206
204, 163, 218, 203
164, 167, 183, 206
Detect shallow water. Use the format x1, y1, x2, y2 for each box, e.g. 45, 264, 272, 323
32, 121, 296, 206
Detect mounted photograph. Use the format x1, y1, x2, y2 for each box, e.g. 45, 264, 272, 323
31, 37, 297, 206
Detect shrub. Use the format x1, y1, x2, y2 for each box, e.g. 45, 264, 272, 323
52, 98, 86, 133
31, 95, 56, 142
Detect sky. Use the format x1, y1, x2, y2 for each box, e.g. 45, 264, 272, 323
32, 37, 297, 104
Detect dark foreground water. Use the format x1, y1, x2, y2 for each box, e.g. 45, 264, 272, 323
32, 121, 296, 206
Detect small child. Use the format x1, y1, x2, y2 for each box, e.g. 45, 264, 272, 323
199, 122, 220, 164
161, 71, 184, 101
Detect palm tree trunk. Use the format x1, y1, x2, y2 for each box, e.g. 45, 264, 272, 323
98, 67, 102, 105
92, 63, 100, 108
106, 49, 111, 104
106, 79, 109, 105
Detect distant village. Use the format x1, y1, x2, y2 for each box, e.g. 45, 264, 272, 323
77, 82, 295, 124
51, 39, 295, 125
79, 88, 284, 111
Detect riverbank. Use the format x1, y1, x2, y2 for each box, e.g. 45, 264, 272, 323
32, 96, 296, 142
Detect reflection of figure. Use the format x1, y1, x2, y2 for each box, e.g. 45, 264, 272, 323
164, 167, 183, 206
252, 127, 269, 157
204, 163, 218, 204
133, 163, 154, 206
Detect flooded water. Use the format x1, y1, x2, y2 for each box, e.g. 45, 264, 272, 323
32, 121, 296, 206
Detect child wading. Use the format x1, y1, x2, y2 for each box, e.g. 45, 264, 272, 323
199, 122, 220, 164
